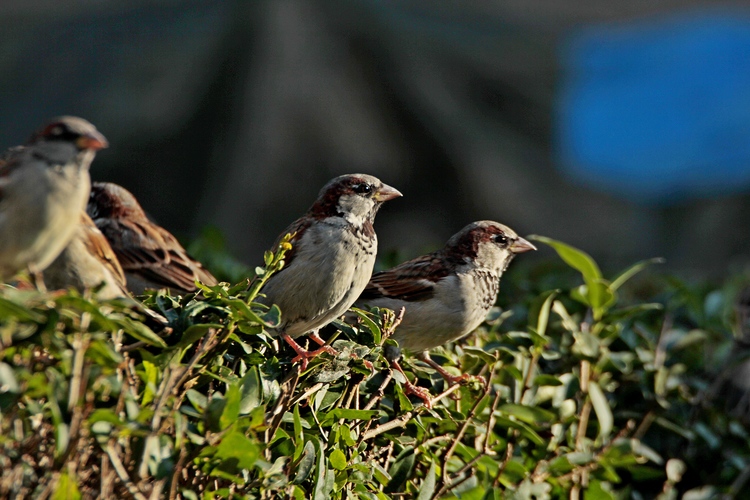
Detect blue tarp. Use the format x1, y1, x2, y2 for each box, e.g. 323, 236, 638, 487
556, 11, 750, 203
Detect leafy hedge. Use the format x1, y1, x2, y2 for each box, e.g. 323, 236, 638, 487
1, 233, 749, 499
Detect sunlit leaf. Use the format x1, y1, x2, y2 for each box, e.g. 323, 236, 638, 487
416, 461, 437, 500
53, 471, 81, 500
498, 404, 556, 424
588, 381, 613, 439
329, 449, 347, 470
610, 258, 665, 291
214, 431, 259, 470
529, 235, 602, 283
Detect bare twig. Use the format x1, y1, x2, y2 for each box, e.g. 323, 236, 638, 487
106, 444, 148, 500
360, 384, 461, 441
492, 441, 515, 489
439, 363, 497, 489
362, 372, 393, 411
290, 382, 324, 406
168, 446, 188, 500
434, 453, 484, 499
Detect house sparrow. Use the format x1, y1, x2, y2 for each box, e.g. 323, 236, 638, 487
357, 220, 536, 405
260, 173, 402, 370
43, 212, 127, 300
0, 116, 107, 281
87, 182, 218, 295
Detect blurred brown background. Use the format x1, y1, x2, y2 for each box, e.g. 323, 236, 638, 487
2, 0, 750, 277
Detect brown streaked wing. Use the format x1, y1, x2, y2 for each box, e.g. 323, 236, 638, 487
80, 213, 127, 289
95, 216, 215, 293
360, 252, 452, 302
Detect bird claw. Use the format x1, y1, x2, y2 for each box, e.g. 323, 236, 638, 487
282, 333, 338, 371
291, 344, 338, 371
443, 372, 486, 387
402, 380, 433, 409
390, 359, 433, 408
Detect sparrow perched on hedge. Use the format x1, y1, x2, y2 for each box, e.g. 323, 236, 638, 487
87, 182, 218, 295
357, 220, 535, 405
260, 173, 402, 370
43, 212, 127, 300
0, 116, 107, 281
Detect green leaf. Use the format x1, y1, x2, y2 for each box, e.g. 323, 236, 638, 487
493, 416, 546, 446
141, 360, 158, 406
498, 404, 555, 424
116, 317, 167, 347
604, 303, 663, 321
329, 449, 347, 470
176, 324, 221, 348
220, 383, 241, 430
293, 404, 304, 443
239, 367, 262, 415
352, 308, 382, 344
393, 382, 414, 412
462, 346, 497, 364
55, 423, 70, 458
386, 447, 415, 493
214, 431, 259, 470
53, 471, 81, 500
529, 235, 602, 283
582, 480, 616, 500
372, 463, 391, 485
533, 375, 563, 386
588, 381, 613, 439
88, 409, 124, 426
416, 461, 437, 500
536, 292, 556, 339
610, 257, 665, 291
0, 296, 46, 323
313, 439, 334, 500
293, 440, 316, 484
227, 298, 281, 328
186, 389, 207, 412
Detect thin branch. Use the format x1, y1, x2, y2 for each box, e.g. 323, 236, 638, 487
361, 384, 461, 442
290, 382, 324, 406
362, 372, 393, 411
434, 453, 484, 499
492, 440, 515, 489
106, 444, 148, 500
361, 412, 413, 442
439, 363, 496, 488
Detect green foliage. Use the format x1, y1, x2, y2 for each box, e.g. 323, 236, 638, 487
1, 234, 750, 498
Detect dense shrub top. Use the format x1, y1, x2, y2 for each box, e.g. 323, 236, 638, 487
0, 235, 748, 499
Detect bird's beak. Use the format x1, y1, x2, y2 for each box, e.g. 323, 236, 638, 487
373, 183, 403, 202
76, 130, 109, 151
510, 237, 536, 253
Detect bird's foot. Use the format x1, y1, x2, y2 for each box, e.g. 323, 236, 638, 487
443, 372, 486, 387
402, 380, 433, 409
282, 333, 338, 371
310, 330, 373, 370
390, 359, 433, 409
291, 345, 338, 371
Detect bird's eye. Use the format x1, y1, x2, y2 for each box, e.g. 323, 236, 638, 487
48, 125, 64, 136
494, 234, 508, 245
354, 183, 373, 195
